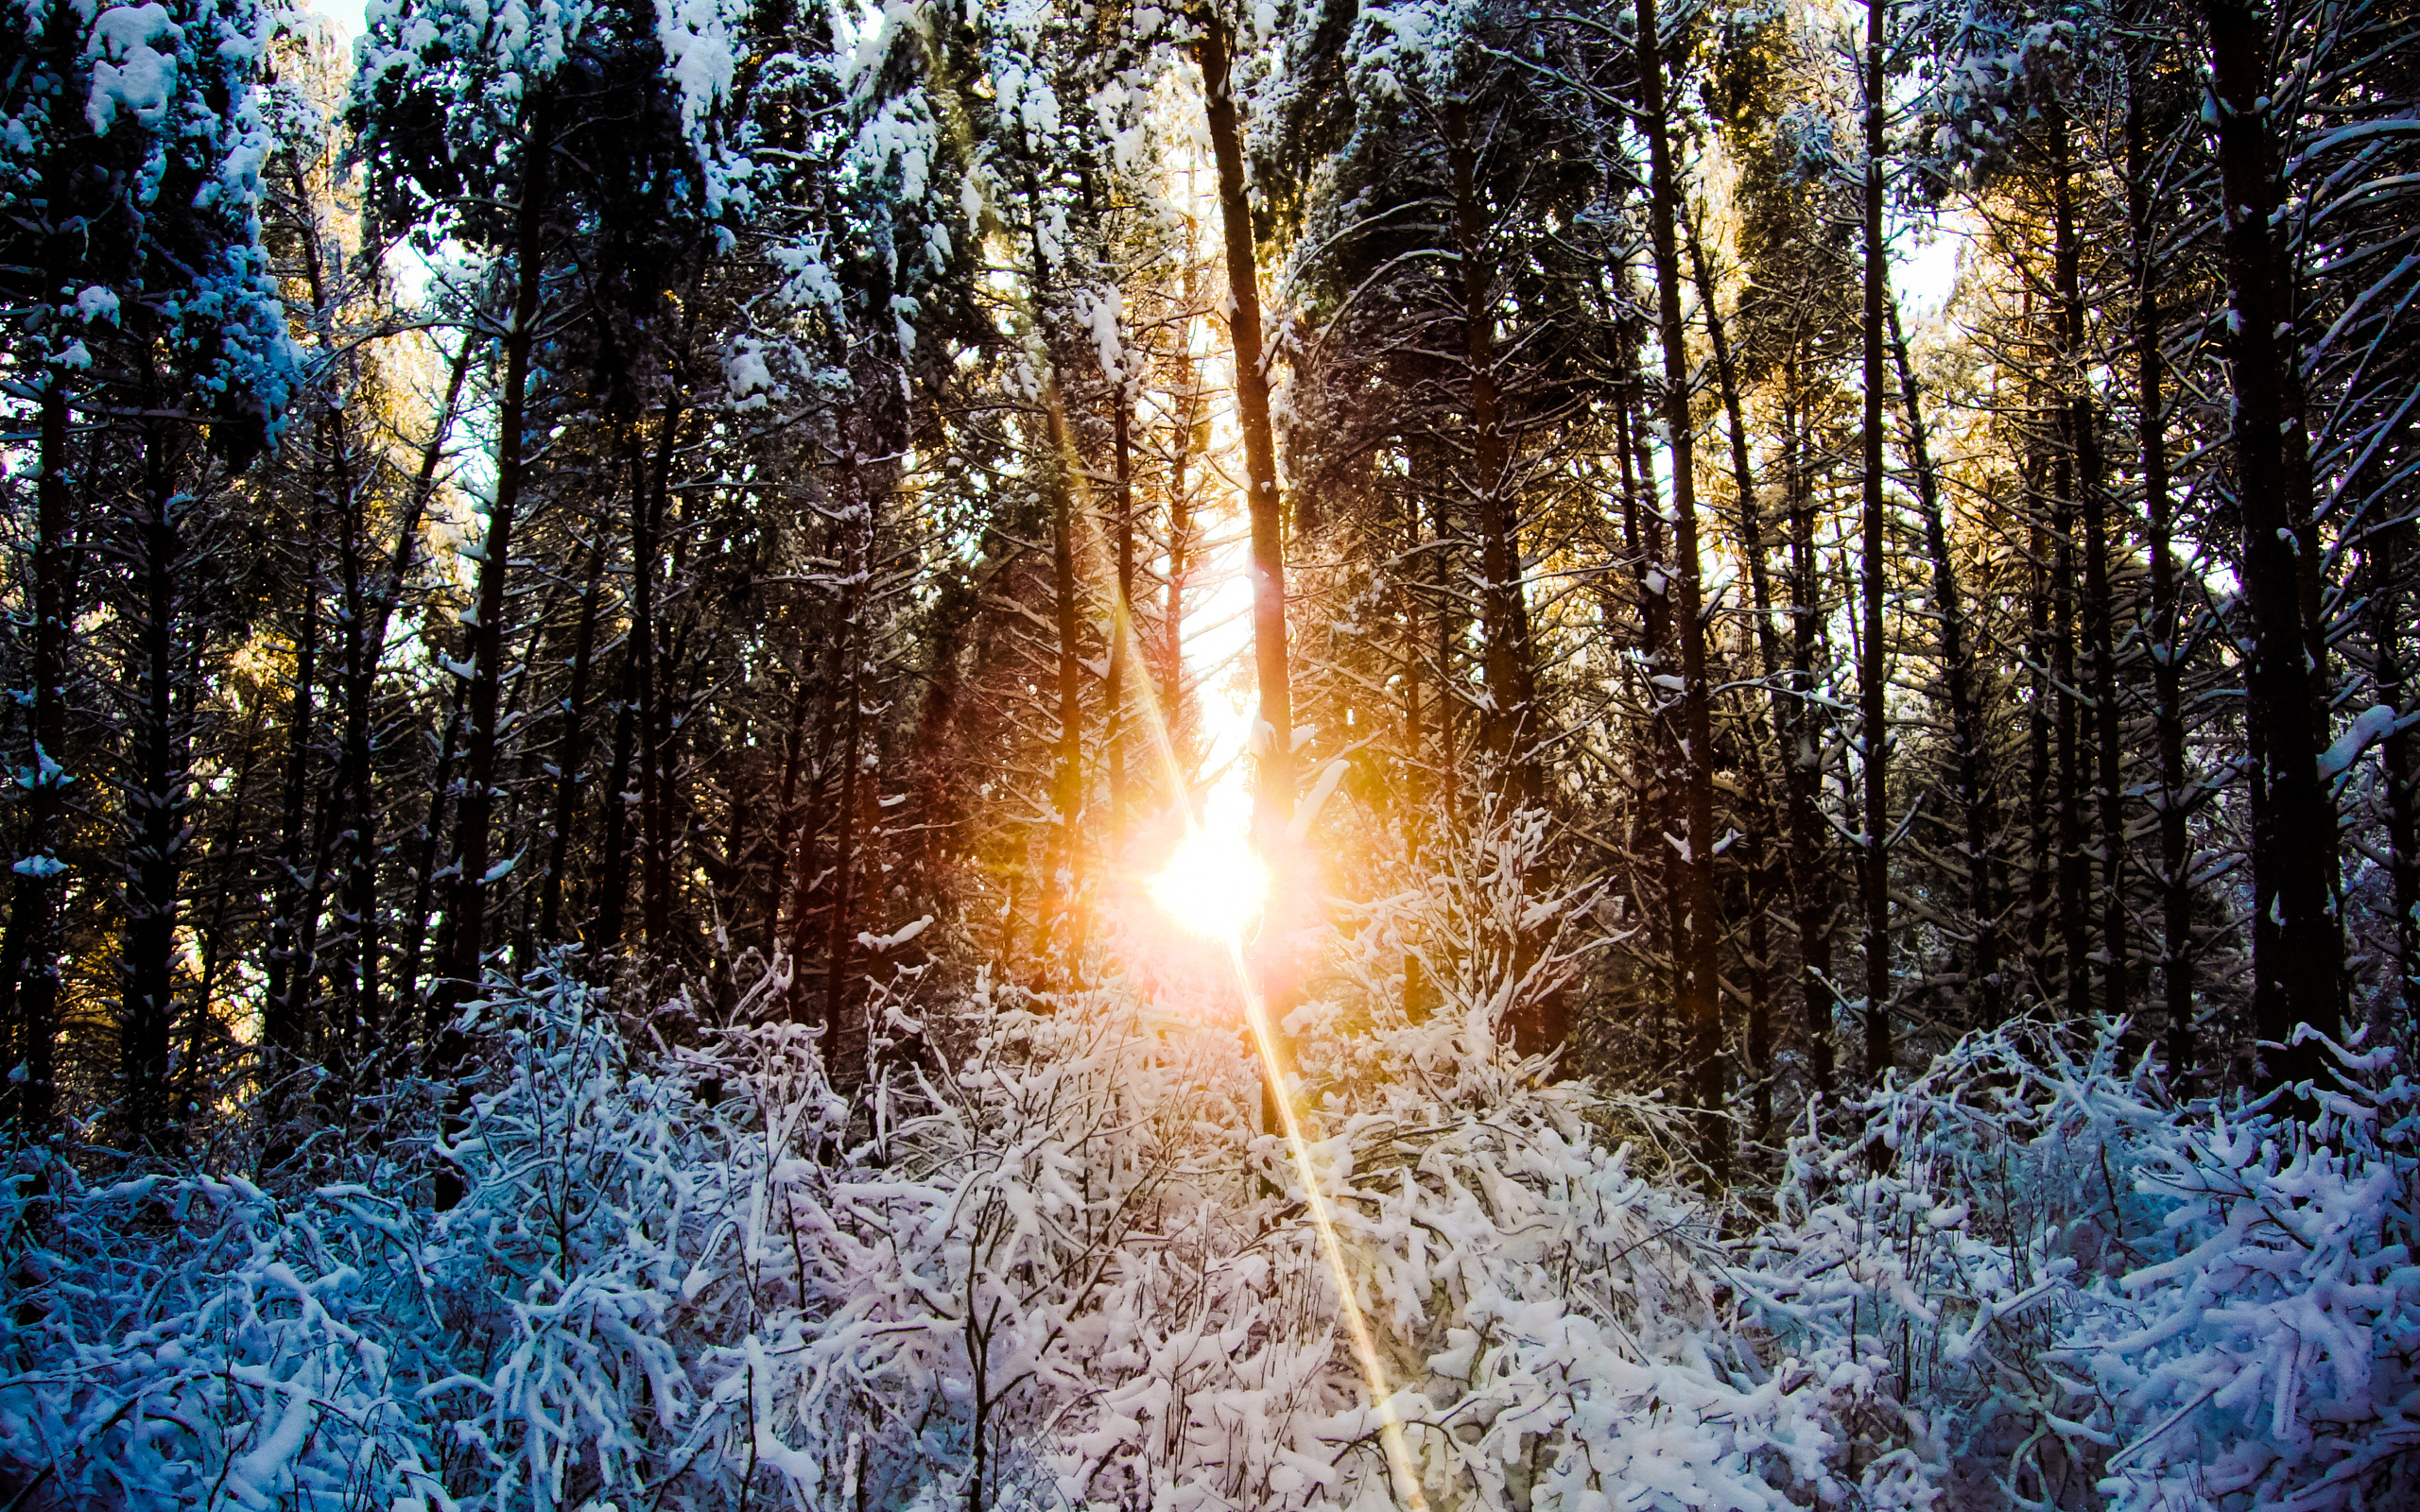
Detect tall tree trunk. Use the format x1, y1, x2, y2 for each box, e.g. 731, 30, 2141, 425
1108, 380, 1133, 843
1049, 429, 1083, 973
1858, 0, 1893, 1082
1782, 371, 1838, 1098
2053, 445, 2090, 1019
2196, 0, 2343, 1084
120, 434, 185, 1147
2052, 106, 2130, 1021
2373, 518, 2420, 1028
535, 532, 610, 946
1, 378, 70, 1132
266, 468, 322, 1065
1638, 0, 1725, 1174
1449, 104, 1536, 805
1689, 226, 1780, 1131
350, 335, 477, 1065
1199, 17, 1293, 837
2022, 404, 2056, 987
2128, 67, 2197, 1071
430, 94, 553, 1075
822, 447, 870, 1069
638, 401, 684, 953
1887, 301, 1998, 1026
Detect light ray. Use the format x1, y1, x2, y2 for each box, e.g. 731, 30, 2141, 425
905, 29, 1429, 1506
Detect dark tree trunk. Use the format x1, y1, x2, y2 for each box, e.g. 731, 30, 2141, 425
2052, 107, 2130, 1022
822, 449, 871, 1072
266, 466, 321, 1067
1689, 227, 1780, 1132
1783, 375, 1838, 1097
535, 533, 611, 947
1887, 301, 1998, 1026
1449, 104, 1537, 805
3, 339, 75, 1137
430, 94, 554, 1070
2053, 445, 2090, 1020
119, 433, 186, 1147
638, 398, 684, 953
1108, 383, 1133, 843
2197, 0, 2343, 1082
1858, 0, 1893, 1083
1199, 17, 1293, 837
1638, 0, 1725, 1174
2128, 69, 2198, 1071
1047, 408, 1084, 976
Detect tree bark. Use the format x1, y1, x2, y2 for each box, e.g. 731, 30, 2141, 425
1199, 17, 1293, 836
1887, 300, 1998, 1026
2128, 67, 2198, 1072
119, 431, 186, 1146
2196, 0, 2343, 1082
1781, 372, 1838, 1098
1449, 103, 1537, 805
1688, 225, 1779, 1131
535, 532, 611, 947
430, 92, 554, 1073
2051, 106, 2130, 1022
1638, 0, 1726, 1174
1858, 0, 1893, 1083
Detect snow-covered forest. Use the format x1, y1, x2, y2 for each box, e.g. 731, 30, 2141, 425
4, 0, 2418, 1502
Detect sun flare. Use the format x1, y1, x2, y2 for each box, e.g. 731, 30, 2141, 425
1148, 828, 1269, 939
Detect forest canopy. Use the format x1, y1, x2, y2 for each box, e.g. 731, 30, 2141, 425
3, 0, 2418, 1503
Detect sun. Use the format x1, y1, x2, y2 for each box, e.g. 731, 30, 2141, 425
1149, 828, 1269, 940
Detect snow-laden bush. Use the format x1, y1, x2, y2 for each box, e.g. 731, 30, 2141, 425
0, 936, 1858, 1512
0, 1161, 440, 1510
26, 935, 2411, 1512
1740, 1019, 2420, 1512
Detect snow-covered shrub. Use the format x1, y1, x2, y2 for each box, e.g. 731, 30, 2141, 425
0, 1159, 441, 1510
2061, 1031, 2420, 1512
37, 947, 2411, 1512
1740, 1017, 2420, 1512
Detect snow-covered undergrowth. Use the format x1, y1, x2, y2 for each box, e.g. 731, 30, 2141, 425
4, 971, 2414, 1510
1742, 1023, 2420, 1511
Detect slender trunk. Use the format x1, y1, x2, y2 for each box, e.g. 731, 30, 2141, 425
120, 436, 185, 1146
2129, 70, 2197, 1070
2197, 0, 2342, 1082
536, 533, 610, 945
1859, 0, 1893, 1082
596, 428, 656, 952
1048, 410, 1084, 975
350, 335, 476, 1062
1199, 18, 1293, 835
1163, 394, 1196, 744
2374, 520, 2420, 1027
1449, 104, 1535, 803
1108, 384, 1133, 843
2024, 417, 2056, 983
1688, 225, 1778, 1129
1617, 376, 1679, 1074
1, 372, 70, 1131
823, 458, 870, 1069
1887, 301, 1998, 1025
1783, 375, 1838, 1097
2054, 446, 2090, 1018
266, 472, 322, 1061
284, 161, 375, 1063
2052, 107, 2130, 1021
635, 404, 683, 953
1638, 0, 1725, 1172
396, 679, 462, 1039
430, 94, 553, 1064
